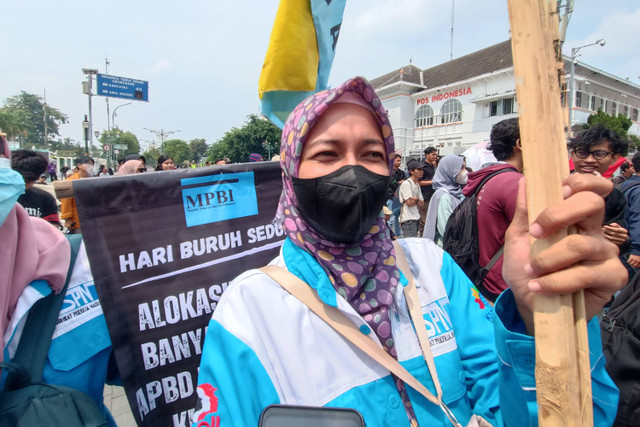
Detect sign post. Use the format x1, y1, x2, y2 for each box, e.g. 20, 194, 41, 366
97, 74, 149, 102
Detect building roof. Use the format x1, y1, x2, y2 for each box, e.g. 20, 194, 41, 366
370, 64, 423, 89
420, 40, 513, 88
370, 38, 640, 102
566, 61, 640, 99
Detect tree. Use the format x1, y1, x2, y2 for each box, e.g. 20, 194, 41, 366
207, 114, 282, 163
0, 107, 29, 141
189, 138, 208, 163
143, 146, 162, 169
2, 91, 67, 147
584, 110, 633, 139
98, 127, 141, 160
164, 139, 191, 165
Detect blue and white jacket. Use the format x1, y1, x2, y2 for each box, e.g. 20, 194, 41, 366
3, 241, 115, 425
193, 237, 618, 426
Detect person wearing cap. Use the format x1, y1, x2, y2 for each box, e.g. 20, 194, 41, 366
125, 153, 146, 167
397, 159, 424, 238
60, 155, 94, 234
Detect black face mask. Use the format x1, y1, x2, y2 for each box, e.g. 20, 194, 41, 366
292, 165, 391, 244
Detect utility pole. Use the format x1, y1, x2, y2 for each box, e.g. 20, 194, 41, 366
43, 89, 48, 147
144, 128, 180, 154
105, 57, 111, 131
82, 68, 99, 147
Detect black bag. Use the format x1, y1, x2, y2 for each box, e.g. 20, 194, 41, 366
601, 271, 640, 427
442, 168, 517, 302
0, 235, 108, 427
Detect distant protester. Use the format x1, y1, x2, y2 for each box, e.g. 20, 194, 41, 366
11, 149, 61, 227
117, 160, 146, 175
125, 154, 146, 166
423, 155, 467, 245
60, 156, 94, 234
155, 155, 176, 171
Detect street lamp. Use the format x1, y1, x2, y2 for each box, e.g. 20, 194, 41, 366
568, 39, 605, 136
262, 140, 277, 159
82, 115, 89, 155
82, 68, 99, 147
112, 102, 132, 128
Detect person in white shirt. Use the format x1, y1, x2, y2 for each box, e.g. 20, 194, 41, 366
398, 159, 424, 237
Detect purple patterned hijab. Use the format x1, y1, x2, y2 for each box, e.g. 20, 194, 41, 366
276, 76, 402, 356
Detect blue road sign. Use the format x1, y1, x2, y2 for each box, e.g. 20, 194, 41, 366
97, 74, 149, 102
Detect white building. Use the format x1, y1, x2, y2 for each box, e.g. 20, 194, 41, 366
370, 40, 640, 157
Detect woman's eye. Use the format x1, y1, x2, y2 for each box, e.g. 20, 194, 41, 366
365, 152, 385, 159
314, 151, 337, 158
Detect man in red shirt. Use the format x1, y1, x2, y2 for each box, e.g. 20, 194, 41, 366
463, 118, 522, 301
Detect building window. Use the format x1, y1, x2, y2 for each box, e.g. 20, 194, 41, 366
487, 97, 517, 117
489, 100, 499, 116
623, 105, 629, 118
415, 105, 434, 127
575, 91, 583, 108
503, 97, 517, 114
632, 108, 639, 122
441, 99, 463, 124
611, 102, 617, 115
590, 95, 596, 111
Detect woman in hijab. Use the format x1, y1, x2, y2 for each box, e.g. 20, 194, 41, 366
423, 155, 467, 245
155, 154, 176, 171
0, 135, 70, 352
117, 159, 146, 175
193, 77, 622, 426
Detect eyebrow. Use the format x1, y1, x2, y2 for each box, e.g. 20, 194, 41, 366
305, 138, 385, 149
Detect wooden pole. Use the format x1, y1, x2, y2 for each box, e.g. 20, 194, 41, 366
53, 180, 74, 199
506, 0, 593, 425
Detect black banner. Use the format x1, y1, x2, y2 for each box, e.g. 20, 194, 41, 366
74, 162, 284, 426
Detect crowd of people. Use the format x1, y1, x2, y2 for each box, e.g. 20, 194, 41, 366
1, 74, 638, 426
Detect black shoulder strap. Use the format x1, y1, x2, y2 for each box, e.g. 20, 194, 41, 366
473, 166, 519, 197
11, 234, 83, 384
473, 168, 517, 302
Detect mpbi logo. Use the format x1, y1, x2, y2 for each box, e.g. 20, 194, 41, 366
181, 172, 258, 227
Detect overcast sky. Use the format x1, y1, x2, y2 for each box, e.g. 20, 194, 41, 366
2, 0, 639, 151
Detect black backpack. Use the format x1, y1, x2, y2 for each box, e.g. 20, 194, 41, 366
0, 235, 108, 427
601, 271, 640, 427
443, 168, 517, 302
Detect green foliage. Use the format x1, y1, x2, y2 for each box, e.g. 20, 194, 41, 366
189, 138, 208, 162
164, 139, 191, 165
50, 137, 84, 157
207, 114, 282, 163
143, 146, 162, 169
1, 91, 67, 147
584, 110, 633, 139
0, 107, 29, 141
98, 127, 141, 160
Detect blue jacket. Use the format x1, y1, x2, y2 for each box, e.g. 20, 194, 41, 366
3, 243, 115, 426
193, 237, 618, 426
621, 176, 640, 256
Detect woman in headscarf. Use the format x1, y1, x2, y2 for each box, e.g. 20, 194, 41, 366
0, 135, 70, 353
117, 159, 146, 175
423, 155, 467, 245
193, 77, 622, 426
